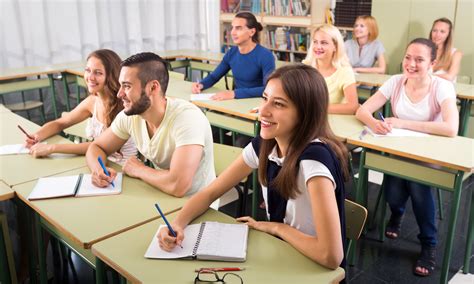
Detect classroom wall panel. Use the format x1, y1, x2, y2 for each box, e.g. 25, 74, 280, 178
372, 0, 411, 74
454, 0, 473, 81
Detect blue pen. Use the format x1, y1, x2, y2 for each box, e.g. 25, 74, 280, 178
98, 156, 115, 188
155, 203, 183, 248
377, 112, 385, 121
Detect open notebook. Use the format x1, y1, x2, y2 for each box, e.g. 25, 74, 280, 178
190, 93, 215, 101
145, 222, 249, 262
28, 173, 123, 200
364, 126, 429, 137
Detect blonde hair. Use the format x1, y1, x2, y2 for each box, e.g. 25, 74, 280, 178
353, 15, 379, 42
429, 18, 454, 72
302, 24, 351, 69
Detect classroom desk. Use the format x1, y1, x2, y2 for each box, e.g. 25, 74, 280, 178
347, 134, 473, 284
92, 209, 345, 284
0, 180, 17, 284
0, 181, 14, 201
166, 77, 222, 101
14, 166, 190, 283
0, 61, 84, 81
457, 85, 474, 136
0, 112, 86, 187
193, 98, 260, 121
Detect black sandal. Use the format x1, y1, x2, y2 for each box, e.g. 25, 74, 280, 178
385, 214, 403, 239
414, 246, 436, 277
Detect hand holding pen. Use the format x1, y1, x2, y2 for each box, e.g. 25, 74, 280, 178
191, 80, 203, 94
97, 156, 115, 187
156, 203, 184, 250
18, 125, 39, 148
373, 112, 392, 135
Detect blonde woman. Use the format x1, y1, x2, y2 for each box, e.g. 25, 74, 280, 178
345, 15, 386, 74
303, 24, 358, 114
429, 17, 463, 82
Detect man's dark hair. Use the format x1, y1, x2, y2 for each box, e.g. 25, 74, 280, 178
121, 52, 170, 94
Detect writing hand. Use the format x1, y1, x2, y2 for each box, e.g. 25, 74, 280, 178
91, 167, 117, 188
191, 82, 204, 94
371, 120, 392, 135
157, 224, 184, 251
25, 134, 40, 148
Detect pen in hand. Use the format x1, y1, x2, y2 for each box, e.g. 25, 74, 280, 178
155, 203, 183, 249
97, 156, 115, 187
17, 125, 35, 140
377, 112, 385, 122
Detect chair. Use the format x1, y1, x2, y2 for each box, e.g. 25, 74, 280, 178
0, 75, 56, 123
61, 112, 91, 143
463, 187, 474, 274
59, 73, 87, 111
0, 212, 17, 284
344, 199, 368, 266
213, 143, 249, 217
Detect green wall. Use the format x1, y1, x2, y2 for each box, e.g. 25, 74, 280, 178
373, 0, 473, 80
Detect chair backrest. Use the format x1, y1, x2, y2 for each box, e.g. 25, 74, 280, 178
457, 75, 471, 84
169, 71, 185, 81
213, 143, 243, 176
344, 199, 368, 240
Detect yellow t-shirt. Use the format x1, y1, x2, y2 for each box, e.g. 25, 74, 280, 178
111, 98, 215, 195
324, 66, 356, 104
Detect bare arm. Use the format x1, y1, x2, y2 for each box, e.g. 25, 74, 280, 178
355, 91, 392, 134
238, 176, 344, 269
354, 53, 387, 74
86, 127, 127, 187
434, 50, 463, 82
158, 156, 253, 249
29, 141, 92, 158
123, 144, 203, 197
328, 83, 359, 114
385, 97, 459, 137
26, 96, 93, 146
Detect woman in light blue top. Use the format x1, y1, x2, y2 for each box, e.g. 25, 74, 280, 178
345, 15, 386, 74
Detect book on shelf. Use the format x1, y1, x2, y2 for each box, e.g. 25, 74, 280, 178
145, 222, 249, 262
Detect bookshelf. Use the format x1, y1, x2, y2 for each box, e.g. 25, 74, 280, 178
220, 0, 357, 62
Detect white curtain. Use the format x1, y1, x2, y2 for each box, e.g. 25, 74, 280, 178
0, 0, 220, 68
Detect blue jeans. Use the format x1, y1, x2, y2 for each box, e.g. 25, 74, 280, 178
384, 175, 437, 247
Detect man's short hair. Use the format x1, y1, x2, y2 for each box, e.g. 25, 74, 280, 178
121, 52, 170, 94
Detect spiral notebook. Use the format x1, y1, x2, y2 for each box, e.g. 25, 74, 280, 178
145, 222, 249, 262
28, 173, 123, 200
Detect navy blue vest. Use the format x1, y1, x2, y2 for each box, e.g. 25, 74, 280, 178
251, 136, 346, 267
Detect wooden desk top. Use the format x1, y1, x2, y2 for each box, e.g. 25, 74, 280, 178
456, 84, 474, 100
13, 167, 189, 249
0, 112, 86, 186
0, 61, 84, 81
0, 181, 14, 201
92, 209, 345, 284
347, 133, 474, 173
193, 98, 260, 121
354, 73, 391, 87
166, 78, 222, 101
65, 66, 85, 77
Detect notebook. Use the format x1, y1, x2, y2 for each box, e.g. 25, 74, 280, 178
0, 144, 30, 155
145, 222, 249, 262
364, 126, 429, 137
190, 93, 215, 101
28, 173, 123, 200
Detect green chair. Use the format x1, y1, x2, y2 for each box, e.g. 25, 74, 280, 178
0, 75, 57, 123
168, 59, 190, 80
213, 143, 249, 216
0, 211, 17, 284
60, 73, 87, 111
345, 199, 368, 266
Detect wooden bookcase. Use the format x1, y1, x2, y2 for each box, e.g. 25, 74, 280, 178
219, 0, 353, 62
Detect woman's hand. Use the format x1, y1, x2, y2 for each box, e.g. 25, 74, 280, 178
157, 224, 184, 251
191, 82, 204, 94
236, 216, 280, 236
211, 91, 235, 101
91, 166, 117, 188
25, 134, 40, 148
370, 120, 392, 135
29, 143, 53, 158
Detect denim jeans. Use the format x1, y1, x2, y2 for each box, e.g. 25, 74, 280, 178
384, 175, 437, 247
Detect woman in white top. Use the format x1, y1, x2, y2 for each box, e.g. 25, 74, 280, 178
303, 24, 358, 114
356, 38, 458, 277
345, 15, 386, 74
158, 64, 348, 270
26, 49, 136, 165
429, 17, 463, 82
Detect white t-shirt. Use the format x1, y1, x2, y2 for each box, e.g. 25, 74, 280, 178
111, 98, 215, 195
242, 139, 335, 236
379, 75, 456, 122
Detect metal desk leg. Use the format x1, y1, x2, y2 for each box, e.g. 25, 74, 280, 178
355, 149, 368, 207
458, 99, 471, 136
440, 171, 464, 284
96, 258, 107, 284
35, 213, 48, 284
463, 187, 474, 274
60, 72, 71, 111
47, 74, 58, 119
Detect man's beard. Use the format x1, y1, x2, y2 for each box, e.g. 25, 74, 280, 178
124, 89, 151, 116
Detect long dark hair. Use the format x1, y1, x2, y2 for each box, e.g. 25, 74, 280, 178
258, 64, 349, 199
235, 12, 263, 43
86, 49, 122, 126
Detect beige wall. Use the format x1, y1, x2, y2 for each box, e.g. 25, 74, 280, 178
373, 0, 472, 80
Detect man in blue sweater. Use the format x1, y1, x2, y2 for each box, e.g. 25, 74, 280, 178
192, 12, 275, 100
